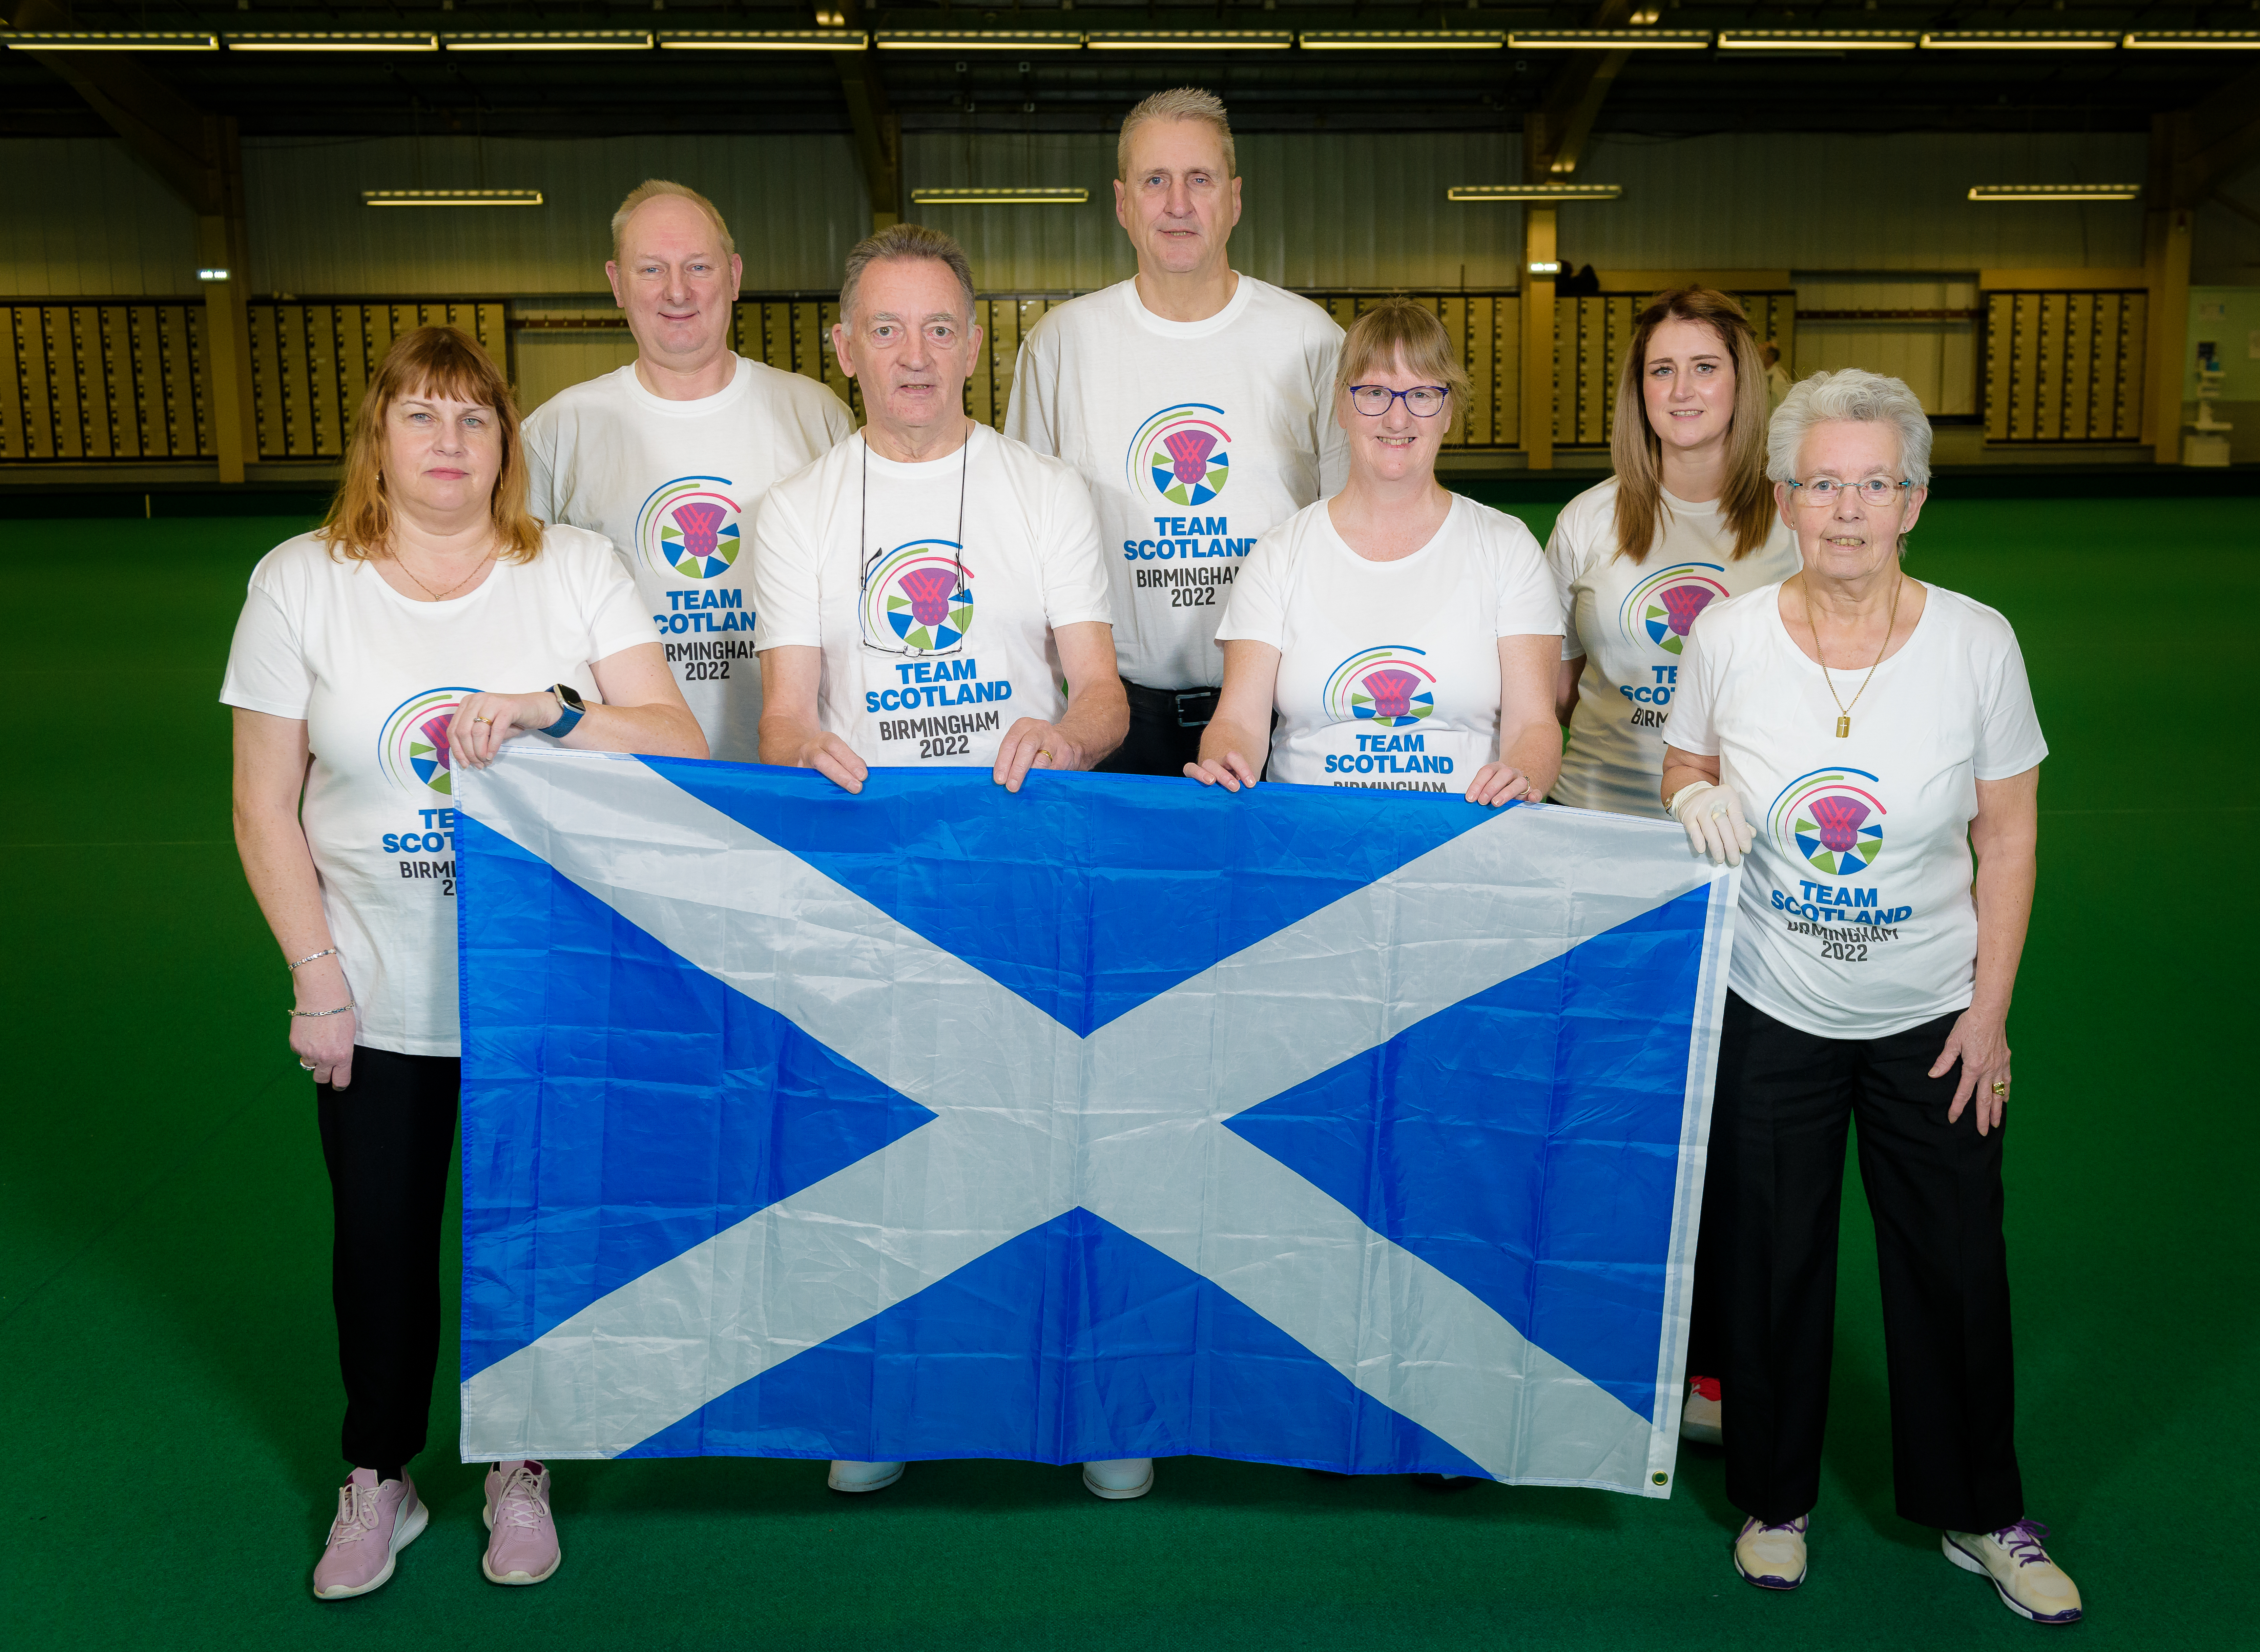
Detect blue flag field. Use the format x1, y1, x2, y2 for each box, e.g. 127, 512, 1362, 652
453, 746, 1736, 1496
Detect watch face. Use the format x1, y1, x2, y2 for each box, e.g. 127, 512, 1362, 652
557, 684, 586, 711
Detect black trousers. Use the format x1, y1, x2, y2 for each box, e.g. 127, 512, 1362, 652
1691, 991, 2023, 1533
316, 1046, 461, 1473
1095, 679, 1216, 777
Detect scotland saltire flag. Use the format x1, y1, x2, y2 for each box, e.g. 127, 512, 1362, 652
453, 745, 1736, 1496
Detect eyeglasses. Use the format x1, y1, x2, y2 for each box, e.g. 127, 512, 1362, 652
1348, 384, 1449, 418
1787, 477, 1912, 509
859, 541, 968, 658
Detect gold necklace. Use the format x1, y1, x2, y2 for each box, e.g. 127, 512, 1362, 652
1797, 571, 1902, 739
393, 549, 494, 603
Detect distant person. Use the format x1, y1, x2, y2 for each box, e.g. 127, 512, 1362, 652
1662, 369, 2078, 1623
524, 179, 854, 762
1189, 298, 1561, 808
1005, 87, 1346, 778
222, 327, 704, 1599
1761, 340, 1792, 415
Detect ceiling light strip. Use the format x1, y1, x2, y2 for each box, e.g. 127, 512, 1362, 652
909, 187, 1090, 205
225, 32, 440, 52
1966, 184, 2141, 201
1298, 31, 1505, 50
1919, 31, 2119, 50
1084, 32, 1294, 50
876, 31, 1084, 50
1449, 184, 1624, 201
1507, 30, 1712, 50
1715, 30, 1919, 51
363, 189, 547, 207
656, 30, 867, 51
440, 32, 655, 52
2121, 32, 2260, 50
2, 30, 219, 50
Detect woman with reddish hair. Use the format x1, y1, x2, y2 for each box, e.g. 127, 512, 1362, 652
221, 326, 704, 1599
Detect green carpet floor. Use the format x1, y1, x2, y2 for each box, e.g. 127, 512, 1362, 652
2, 498, 2251, 1649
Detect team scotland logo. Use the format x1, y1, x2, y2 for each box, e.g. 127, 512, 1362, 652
861, 542, 974, 652
1769, 768, 1887, 876
377, 687, 475, 798
1617, 562, 1732, 656
1127, 404, 1231, 509
1323, 647, 1437, 728
636, 476, 743, 581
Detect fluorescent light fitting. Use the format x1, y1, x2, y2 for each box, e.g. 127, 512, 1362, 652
1450, 183, 1624, 202
441, 31, 654, 51
1508, 30, 1712, 50
1919, 31, 2119, 50
4, 30, 218, 50
1528, 262, 1563, 275
1967, 184, 2140, 202
362, 189, 547, 207
657, 30, 866, 50
1083, 31, 1295, 50
2122, 32, 2260, 50
1716, 30, 1918, 50
909, 187, 1090, 206
875, 31, 1084, 50
225, 32, 440, 52
1297, 30, 1505, 50
197, 268, 230, 281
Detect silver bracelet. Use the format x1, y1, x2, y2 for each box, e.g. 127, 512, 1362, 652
290, 1001, 356, 1018
287, 948, 338, 972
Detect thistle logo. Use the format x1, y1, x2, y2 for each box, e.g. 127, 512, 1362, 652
378, 686, 475, 798
861, 541, 975, 652
1127, 404, 1231, 509
636, 476, 743, 581
1617, 562, 1732, 656
1769, 767, 1887, 876
1324, 647, 1437, 728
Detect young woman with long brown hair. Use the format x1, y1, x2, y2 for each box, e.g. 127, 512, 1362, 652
1545, 288, 1799, 822
222, 326, 704, 1600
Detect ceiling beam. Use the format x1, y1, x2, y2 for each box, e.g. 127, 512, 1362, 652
829, 1, 901, 230
1524, 0, 1639, 180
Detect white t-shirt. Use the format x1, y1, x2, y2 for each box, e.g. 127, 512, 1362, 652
750, 425, 1113, 769
1664, 581, 2048, 1041
523, 356, 854, 762
1004, 275, 1349, 690
218, 529, 658, 1056
1546, 478, 1801, 818
1215, 495, 1561, 791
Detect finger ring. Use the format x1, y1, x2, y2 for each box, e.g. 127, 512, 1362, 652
1709, 805, 1729, 819
299, 1060, 317, 1071
473, 714, 494, 724
1990, 1081, 2008, 1096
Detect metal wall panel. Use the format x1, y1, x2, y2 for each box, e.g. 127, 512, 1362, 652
1573, 132, 2147, 272
0, 140, 201, 298
243, 134, 868, 296
903, 132, 1524, 293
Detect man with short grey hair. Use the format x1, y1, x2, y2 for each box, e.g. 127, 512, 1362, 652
524, 178, 853, 762
1006, 88, 1348, 777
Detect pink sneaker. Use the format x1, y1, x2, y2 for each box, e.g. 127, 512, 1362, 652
482, 1460, 562, 1585
312, 1468, 428, 1599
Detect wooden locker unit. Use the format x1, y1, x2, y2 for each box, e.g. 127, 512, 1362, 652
1981, 289, 2147, 443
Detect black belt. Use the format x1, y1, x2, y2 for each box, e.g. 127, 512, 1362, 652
1122, 678, 1219, 729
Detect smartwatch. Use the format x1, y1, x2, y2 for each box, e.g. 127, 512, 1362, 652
539, 682, 587, 739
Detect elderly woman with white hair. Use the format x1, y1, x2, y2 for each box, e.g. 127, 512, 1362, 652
1660, 370, 2079, 1623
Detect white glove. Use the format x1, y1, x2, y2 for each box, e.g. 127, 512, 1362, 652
1668, 781, 1755, 868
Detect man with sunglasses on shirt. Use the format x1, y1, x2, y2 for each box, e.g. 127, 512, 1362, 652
753, 221, 1127, 797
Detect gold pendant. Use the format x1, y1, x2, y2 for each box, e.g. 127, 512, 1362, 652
1836, 715, 1851, 738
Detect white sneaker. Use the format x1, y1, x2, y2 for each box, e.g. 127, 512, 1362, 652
1081, 1458, 1154, 1500
827, 1460, 905, 1494
1681, 1375, 1723, 1446
1944, 1520, 2082, 1624
1733, 1514, 1808, 1591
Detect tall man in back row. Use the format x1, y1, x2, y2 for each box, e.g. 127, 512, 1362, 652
525, 180, 855, 762
1005, 88, 1349, 774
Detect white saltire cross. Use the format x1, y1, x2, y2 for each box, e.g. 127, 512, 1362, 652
458, 747, 1728, 1492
